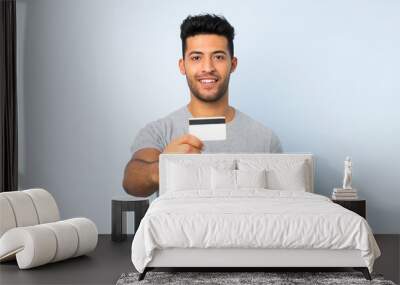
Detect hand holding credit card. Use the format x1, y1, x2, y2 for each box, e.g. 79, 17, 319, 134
188, 117, 226, 141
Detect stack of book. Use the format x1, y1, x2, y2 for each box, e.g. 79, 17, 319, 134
332, 188, 358, 200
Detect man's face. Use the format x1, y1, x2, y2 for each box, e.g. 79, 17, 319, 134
179, 34, 237, 103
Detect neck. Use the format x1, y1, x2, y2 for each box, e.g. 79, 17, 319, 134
187, 93, 235, 123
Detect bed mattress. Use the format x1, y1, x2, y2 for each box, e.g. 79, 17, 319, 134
131, 190, 380, 273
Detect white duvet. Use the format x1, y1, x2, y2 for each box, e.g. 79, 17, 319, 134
131, 190, 380, 273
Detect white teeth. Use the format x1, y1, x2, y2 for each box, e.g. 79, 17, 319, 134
200, 79, 216, 83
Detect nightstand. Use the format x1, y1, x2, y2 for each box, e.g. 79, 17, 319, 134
332, 199, 366, 219
111, 196, 150, 242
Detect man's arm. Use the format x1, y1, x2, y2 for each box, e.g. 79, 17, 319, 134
122, 134, 204, 197
123, 148, 161, 197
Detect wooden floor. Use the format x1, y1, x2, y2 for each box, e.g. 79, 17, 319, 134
0, 235, 134, 285
0, 234, 398, 285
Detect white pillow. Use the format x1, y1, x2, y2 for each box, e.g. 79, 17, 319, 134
167, 162, 209, 191
238, 159, 309, 191
166, 160, 235, 192
211, 168, 236, 190
266, 162, 307, 191
211, 168, 268, 190
237, 169, 267, 189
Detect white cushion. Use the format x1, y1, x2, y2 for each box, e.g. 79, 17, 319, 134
238, 159, 309, 191
167, 162, 210, 191
0, 196, 17, 237
42, 221, 78, 262
0, 225, 57, 268
268, 162, 307, 191
0, 191, 39, 227
237, 169, 267, 189
0, 189, 60, 232
159, 154, 314, 195
211, 169, 268, 190
64, 218, 98, 257
0, 218, 97, 269
0, 189, 98, 269
24, 188, 60, 224
211, 168, 236, 190
166, 159, 235, 192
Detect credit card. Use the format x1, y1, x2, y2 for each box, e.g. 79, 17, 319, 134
188, 117, 226, 141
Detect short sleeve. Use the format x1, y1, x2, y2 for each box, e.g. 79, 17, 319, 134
270, 132, 283, 153
130, 121, 166, 154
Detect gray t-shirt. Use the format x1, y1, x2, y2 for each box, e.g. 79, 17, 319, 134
131, 106, 283, 154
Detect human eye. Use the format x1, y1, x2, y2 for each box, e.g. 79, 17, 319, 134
214, 54, 226, 60
191, 55, 201, 61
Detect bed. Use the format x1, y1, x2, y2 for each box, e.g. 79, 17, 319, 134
131, 153, 381, 281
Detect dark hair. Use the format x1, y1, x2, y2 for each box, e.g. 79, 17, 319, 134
180, 14, 235, 58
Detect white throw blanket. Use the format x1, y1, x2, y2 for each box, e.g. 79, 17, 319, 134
131, 190, 380, 273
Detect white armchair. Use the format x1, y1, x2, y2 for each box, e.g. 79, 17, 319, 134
0, 188, 98, 269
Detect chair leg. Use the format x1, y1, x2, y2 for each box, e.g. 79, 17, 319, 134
354, 267, 372, 280
138, 268, 148, 281
112, 201, 126, 242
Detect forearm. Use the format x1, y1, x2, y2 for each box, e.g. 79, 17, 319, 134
123, 158, 159, 197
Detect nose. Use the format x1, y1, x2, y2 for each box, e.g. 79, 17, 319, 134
201, 57, 216, 73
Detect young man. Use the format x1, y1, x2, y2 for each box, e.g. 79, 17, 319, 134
123, 14, 282, 197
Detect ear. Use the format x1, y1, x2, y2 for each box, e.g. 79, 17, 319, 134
230, 57, 238, 73
178, 58, 186, 75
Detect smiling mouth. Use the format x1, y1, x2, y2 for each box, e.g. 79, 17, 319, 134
198, 78, 218, 88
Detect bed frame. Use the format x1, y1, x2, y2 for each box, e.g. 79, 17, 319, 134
138, 153, 372, 281
140, 248, 371, 280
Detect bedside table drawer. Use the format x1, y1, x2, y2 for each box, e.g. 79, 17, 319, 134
332, 199, 366, 219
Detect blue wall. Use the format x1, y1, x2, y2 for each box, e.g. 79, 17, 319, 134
17, 0, 399, 233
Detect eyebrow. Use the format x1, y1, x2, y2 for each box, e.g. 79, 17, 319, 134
188, 50, 227, 56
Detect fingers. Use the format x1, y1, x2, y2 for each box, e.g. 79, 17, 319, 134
162, 134, 204, 154
163, 143, 201, 154
181, 144, 202, 154
176, 134, 203, 150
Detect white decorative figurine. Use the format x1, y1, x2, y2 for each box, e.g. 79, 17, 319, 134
332, 156, 358, 200
342, 156, 353, 190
